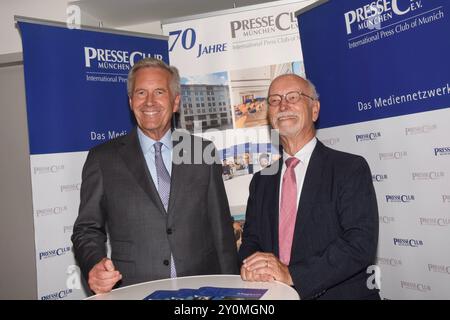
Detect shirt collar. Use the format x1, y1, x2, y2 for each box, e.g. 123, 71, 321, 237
283, 137, 317, 165
137, 127, 173, 154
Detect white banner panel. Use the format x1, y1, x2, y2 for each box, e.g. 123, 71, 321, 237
31, 152, 87, 299
317, 108, 450, 299
298, 0, 450, 298
163, 0, 315, 225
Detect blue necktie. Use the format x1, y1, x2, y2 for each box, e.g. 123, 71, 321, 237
154, 142, 177, 278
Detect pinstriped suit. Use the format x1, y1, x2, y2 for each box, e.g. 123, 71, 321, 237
72, 128, 239, 288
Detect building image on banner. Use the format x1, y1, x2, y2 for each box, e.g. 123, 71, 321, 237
179, 72, 233, 132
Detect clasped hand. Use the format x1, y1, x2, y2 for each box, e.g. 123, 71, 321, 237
240, 252, 293, 286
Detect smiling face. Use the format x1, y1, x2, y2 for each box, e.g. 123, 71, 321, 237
268, 74, 320, 141
129, 67, 180, 141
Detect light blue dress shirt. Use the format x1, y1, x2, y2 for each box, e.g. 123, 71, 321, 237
137, 128, 173, 188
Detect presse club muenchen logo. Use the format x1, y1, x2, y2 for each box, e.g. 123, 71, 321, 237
344, 0, 424, 35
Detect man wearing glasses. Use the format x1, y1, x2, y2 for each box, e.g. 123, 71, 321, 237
238, 74, 380, 300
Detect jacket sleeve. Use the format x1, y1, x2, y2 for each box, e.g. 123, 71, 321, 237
238, 173, 262, 263
71, 150, 108, 280
206, 147, 239, 274
290, 156, 379, 299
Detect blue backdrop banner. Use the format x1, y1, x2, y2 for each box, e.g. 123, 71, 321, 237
297, 0, 450, 129
19, 21, 169, 154
296, 0, 450, 300
18, 19, 169, 300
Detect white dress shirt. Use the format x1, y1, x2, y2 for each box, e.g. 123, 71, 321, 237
279, 137, 317, 212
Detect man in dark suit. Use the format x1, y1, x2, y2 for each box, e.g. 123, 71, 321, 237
239, 74, 380, 300
72, 58, 238, 294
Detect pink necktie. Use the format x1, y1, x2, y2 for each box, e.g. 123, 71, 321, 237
279, 157, 300, 265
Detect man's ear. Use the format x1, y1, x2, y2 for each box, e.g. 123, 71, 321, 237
312, 100, 320, 122
173, 95, 181, 113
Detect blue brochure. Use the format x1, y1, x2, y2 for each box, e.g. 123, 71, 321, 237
144, 287, 267, 300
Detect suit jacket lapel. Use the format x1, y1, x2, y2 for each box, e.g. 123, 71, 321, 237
291, 141, 327, 253
117, 128, 166, 215
266, 159, 282, 257
166, 130, 191, 222
167, 160, 184, 221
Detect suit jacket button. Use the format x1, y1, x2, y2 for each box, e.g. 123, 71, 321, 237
163, 259, 169, 266
167, 228, 172, 235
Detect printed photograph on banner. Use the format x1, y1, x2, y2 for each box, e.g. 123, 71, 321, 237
219, 142, 280, 181
221, 143, 252, 180
231, 213, 245, 250
230, 61, 305, 129
251, 143, 281, 173
178, 72, 233, 132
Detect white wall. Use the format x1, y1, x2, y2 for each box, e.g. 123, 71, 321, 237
0, 62, 37, 299
118, 21, 163, 36
0, 0, 104, 55
0, 0, 162, 55
1, 0, 71, 54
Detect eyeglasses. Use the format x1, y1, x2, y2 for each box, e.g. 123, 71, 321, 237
266, 91, 316, 107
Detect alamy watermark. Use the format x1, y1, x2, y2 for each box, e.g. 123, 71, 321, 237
172, 128, 281, 176
66, 5, 81, 29
66, 265, 82, 290
366, 265, 381, 290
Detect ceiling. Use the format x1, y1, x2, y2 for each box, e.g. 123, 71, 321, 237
70, 0, 276, 27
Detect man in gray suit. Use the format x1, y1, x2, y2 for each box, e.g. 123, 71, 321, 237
72, 58, 239, 294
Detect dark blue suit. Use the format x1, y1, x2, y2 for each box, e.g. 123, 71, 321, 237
239, 140, 380, 299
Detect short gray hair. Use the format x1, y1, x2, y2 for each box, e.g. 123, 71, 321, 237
305, 78, 319, 100
127, 58, 180, 98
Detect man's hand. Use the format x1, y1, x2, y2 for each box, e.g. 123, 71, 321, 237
241, 252, 293, 286
88, 258, 122, 294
